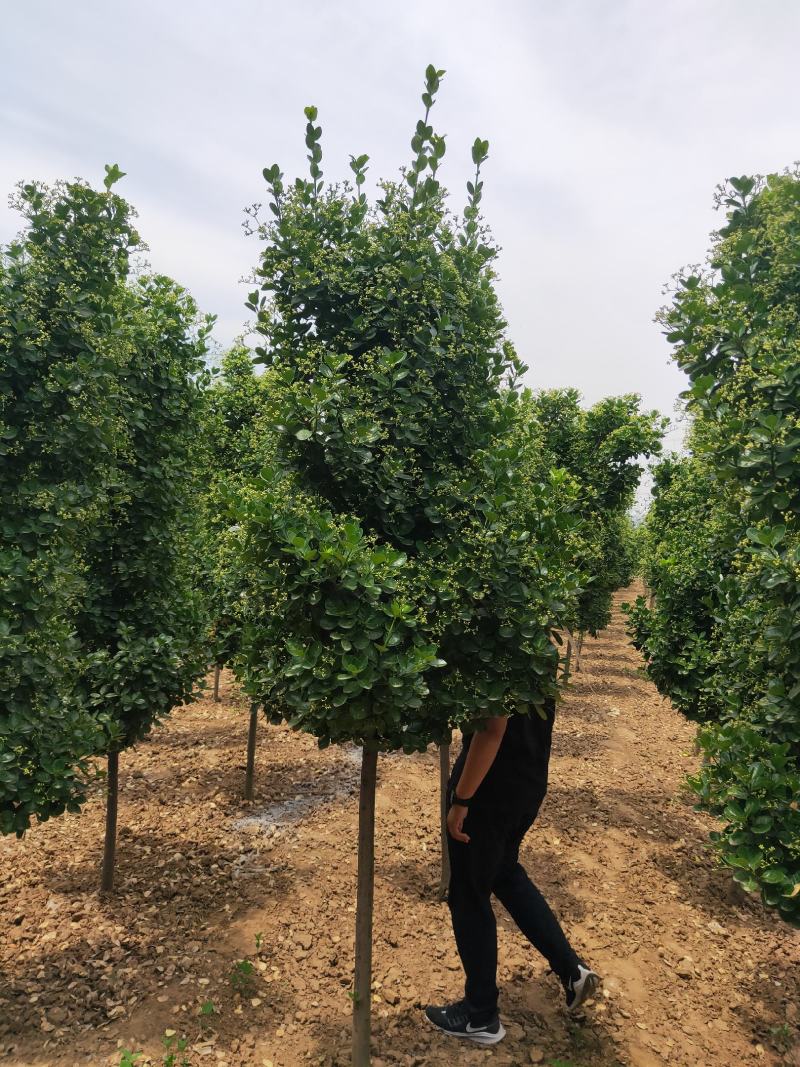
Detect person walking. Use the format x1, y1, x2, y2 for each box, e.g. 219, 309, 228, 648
424, 697, 600, 1045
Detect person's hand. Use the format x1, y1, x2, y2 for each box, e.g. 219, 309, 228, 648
447, 802, 470, 843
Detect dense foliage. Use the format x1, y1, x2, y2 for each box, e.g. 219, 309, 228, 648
0, 174, 136, 833
626, 449, 731, 721
202, 346, 270, 673
628, 171, 800, 925
75, 271, 213, 754
0, 170, 212, 835
526, 389, 664, 635
231, 69, 583, 754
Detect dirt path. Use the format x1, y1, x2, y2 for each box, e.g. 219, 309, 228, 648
1, 587, 798, 1067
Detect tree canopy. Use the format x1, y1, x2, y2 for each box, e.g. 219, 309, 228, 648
628, 170, 800, 925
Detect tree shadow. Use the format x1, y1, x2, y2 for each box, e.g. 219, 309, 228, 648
566, 677, 657, 700
543, 780, 788, 940
0, 829, 297, 1059
551, 727, 612, 762
375, 836, 592, 934
82, 730, 366, 825
305, 999, 626, 1067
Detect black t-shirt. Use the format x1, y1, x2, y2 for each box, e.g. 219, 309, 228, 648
450, 697, 555, 808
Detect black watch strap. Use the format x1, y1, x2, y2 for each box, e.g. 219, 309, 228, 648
452, 792, 472, 808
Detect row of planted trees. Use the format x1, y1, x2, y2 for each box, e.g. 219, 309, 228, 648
2, 70, 663, 1064
626, 170, 800, 928
0, 171, 213, 896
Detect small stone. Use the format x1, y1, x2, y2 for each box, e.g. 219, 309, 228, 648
529, 1050, 544, 1064
675, 958, 695, 979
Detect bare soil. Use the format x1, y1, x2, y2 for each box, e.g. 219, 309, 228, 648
1, 587, 798, 1067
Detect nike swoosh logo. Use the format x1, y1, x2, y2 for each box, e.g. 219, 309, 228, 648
465, 1022, 489, 1033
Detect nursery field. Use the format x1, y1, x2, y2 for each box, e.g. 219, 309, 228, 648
1, 587, 797, 1067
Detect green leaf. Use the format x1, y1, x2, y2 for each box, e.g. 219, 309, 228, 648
103, 163, 126, 190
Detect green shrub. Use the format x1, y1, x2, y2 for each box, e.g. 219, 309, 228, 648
629, 170, 800, 924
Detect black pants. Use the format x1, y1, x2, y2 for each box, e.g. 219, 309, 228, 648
446, 793, 580, 1022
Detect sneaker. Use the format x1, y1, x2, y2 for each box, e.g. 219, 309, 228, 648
424, 1000, 506, 1045
563, 964, 601, 1014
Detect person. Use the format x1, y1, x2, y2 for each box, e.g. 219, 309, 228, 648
424, 696, 600, 1045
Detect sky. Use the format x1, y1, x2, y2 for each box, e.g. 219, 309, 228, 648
2, 0, 799, 451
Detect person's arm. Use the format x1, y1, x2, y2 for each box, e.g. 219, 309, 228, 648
446, 716, 508, 843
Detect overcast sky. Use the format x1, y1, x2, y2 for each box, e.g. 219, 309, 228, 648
2, 0, 799, 439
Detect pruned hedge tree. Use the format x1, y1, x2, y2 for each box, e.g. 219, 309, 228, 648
626, 447, 734, 721
0, 172, 136, 835
627, 169, 800, 926
203, 346, 266, 690
0, 171, 213, 894
202, 346, 271, 790
76, 265, 213, 892
524, 389, 664, 643
231, 67, 582, 1065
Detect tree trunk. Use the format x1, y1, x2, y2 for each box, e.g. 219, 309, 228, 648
562, 638, 573, 684
213, 662, 221, 702
574, 631, 585, 673
244, 702, 259, 801
352, 742, 378, 1067
100, 749, 119, 894
438, 741, 451, 901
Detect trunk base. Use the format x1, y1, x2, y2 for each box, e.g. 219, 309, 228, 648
352, 743, 378, 1067
100, 749, 119, 894
244, 703, 259, 800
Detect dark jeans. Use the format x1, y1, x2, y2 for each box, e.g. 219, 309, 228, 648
446, 792, 580, 1022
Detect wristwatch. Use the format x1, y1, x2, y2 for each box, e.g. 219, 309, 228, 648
452, 791, 472, 808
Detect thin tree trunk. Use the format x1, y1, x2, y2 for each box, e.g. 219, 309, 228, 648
562, 638, 573, 684
352, 742, 378, 1067
574, 631, 585, 673
101, 749, 119, 894
213, 662, 221, 702
244, 702, 259, 801
438, 741, 451, 901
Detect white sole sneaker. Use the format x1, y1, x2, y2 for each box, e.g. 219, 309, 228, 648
566, 966, 601, 1014
425, 1013, 507, 1045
